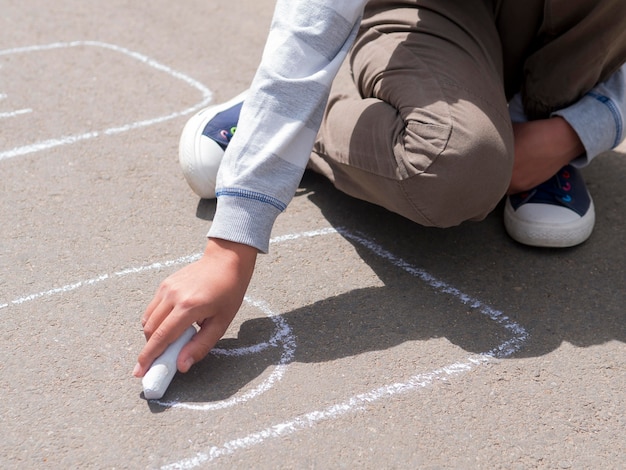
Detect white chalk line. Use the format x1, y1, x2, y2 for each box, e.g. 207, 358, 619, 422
162, 228, 529, 469
0, 228, 335, 409
0, 225, 529, 467
162, 355, 492, 470
154, 296, 297, 411
0, 108, 32, 119
0, 253, 201, 309
0, 228, 336, 311
338, 228, 528, 357
0, 40, 213, 162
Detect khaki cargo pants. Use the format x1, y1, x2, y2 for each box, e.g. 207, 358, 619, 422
309, 0, 626, 227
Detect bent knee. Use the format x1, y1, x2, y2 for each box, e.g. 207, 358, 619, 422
401, 134, 513, 228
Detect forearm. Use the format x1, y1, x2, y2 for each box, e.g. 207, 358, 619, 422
209, 0, 366, 253
552, 63, 626, 167
508, 63, 626, 193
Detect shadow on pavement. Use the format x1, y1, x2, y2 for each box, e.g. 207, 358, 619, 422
162, 150, 624, 406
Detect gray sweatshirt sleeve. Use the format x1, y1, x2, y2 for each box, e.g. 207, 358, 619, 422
207, 0, 365, 253
552, 63, 626, 168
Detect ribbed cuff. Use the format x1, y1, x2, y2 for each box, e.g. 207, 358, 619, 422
552, 93, 622, 167
207, 194, 282, 254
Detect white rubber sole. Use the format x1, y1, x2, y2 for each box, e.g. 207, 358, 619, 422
178, 91, 248, 199
504, 197, 595, 248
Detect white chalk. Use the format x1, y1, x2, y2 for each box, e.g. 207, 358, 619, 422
142, 326, 197, 400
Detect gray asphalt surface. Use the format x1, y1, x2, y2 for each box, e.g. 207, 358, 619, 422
1, 1, 625, 469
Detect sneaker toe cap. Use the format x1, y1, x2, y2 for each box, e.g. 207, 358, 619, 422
513, 202, 583, 224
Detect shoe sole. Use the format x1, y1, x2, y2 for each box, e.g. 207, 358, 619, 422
504, 197, 595, 248
178, 91, 248, 198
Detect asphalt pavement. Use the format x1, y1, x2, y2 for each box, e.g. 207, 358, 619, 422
1, 1, 625, 468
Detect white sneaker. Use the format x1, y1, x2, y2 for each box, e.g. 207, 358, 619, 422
504, 165, 595, 247
178, 91, 247, 199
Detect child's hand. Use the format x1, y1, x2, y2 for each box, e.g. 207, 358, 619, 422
133, 238, 257, 377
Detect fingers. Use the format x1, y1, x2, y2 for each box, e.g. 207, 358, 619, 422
134, 239, 257, 378
177, 316, 231, 373
134, 310, 191, 377
140, 289, 163, 328
141, 290, 174, 341
134, 283, 186, 377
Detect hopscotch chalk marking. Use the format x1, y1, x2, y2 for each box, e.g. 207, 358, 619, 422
0, 230, 332, 406
0, 41, 212, 161
1, 227, 529, 467
162, 227, 529, 469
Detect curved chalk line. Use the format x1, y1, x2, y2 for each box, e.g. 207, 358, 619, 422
3, 39, 528, 462
162, 227, 530, 469
0, 40, 213, 162
154, 296, 297, 411
338, 228, 529, 357
0, 224, 530, 468
163, 354, 494, 470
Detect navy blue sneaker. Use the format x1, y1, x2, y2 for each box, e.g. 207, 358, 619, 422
504, 165, 595, 247
178, 91, 247, 198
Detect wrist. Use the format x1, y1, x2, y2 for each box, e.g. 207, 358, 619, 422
549, 116, 584, 162
204, 237, 258, 268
